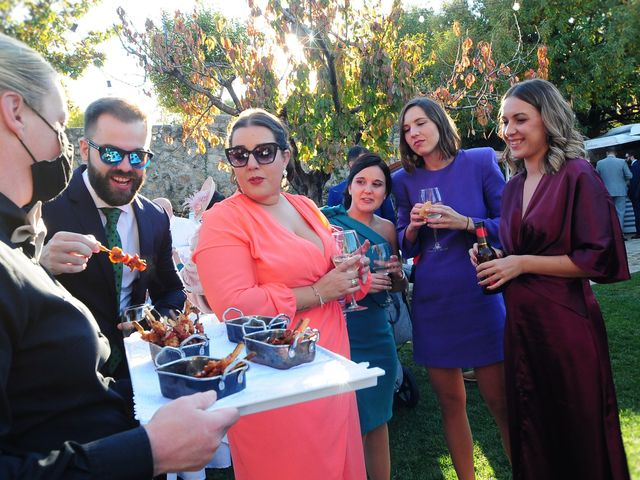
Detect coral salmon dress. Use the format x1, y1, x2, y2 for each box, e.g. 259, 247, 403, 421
193, 192, 366, 480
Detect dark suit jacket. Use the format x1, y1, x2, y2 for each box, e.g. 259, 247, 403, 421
42, 166, 186, 380
630, 160, 640, 202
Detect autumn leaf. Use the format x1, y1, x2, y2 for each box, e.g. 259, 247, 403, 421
464, 73, 476, 89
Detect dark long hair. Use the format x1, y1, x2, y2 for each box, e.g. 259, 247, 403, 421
398, 97, 461, 173
227, 108, 295, 182
343, 153, 392, 208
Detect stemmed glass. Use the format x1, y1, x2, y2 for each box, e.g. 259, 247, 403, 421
331, 229, 367, 312
120, 303, 159, 337
370, 242, 393, 306
420, 187, 447, 252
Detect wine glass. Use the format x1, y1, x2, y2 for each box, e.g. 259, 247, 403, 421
331, 229, 367, 312
120, 303, 158, 337
420, 187, 447, 252
370, 242, 393, 306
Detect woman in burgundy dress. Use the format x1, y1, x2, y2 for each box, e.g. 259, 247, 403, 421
472, 79, 631, 480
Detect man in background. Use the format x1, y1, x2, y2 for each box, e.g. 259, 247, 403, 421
326, 145, 397, 223
41, 97, 185, 382
628, 154, 640, 239
596, 148, 632, 234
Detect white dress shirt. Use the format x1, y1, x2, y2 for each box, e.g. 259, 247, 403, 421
83, 170, 140, 313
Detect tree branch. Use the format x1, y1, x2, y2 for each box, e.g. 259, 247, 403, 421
278, 6, 342, 114
165, 66, 239, 115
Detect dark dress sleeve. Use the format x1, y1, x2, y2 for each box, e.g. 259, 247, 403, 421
0, 428, 153, 480
0, 256, 154, 480
326, 182, 346, 207
569, 166, 630, 283
380, 196, 397, 225
465, 148, 505, 247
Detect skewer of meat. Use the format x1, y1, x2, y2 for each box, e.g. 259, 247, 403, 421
99, 244, 147, 272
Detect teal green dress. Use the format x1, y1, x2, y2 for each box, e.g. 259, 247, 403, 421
322, 205, 398, 434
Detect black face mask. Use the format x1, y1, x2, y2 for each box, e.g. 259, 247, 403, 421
29, 150, 73, 203
18, 104, 74, 204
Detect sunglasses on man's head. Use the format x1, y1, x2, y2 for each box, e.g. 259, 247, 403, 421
87, 139, 154, 169
224, 142, 282, 168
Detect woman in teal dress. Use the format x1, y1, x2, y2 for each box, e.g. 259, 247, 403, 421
322, 153, 407, 480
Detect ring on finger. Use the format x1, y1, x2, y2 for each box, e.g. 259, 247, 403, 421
350, 278, 358, 287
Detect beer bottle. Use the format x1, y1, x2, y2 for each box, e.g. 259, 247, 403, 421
474, 221, 502, 295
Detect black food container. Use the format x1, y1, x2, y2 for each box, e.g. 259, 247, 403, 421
222, 307, 289, 343
243, 328, 320, 370
154, 352, 249, 400
147, 333, 209, 363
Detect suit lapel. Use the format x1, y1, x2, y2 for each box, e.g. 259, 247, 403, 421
132, 197, 150, 299
134, 197, 152, 258
67, 168, 117, 300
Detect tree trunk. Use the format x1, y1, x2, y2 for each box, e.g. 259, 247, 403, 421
289, 159, 330, 206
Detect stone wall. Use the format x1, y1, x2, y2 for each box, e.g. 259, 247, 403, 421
66, 115, 235, 215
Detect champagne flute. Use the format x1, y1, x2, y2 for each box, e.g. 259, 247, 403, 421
331, 230, 367, 312
370, 242, 393, 306
420, 187, 447, 252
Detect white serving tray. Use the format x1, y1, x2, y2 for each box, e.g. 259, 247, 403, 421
125, 316, 384, 421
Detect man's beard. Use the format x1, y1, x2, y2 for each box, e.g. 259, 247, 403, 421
88, 160, 144, 206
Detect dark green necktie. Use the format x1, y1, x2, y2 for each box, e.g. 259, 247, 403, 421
101, 207, 123, 303
100, 207, 124, 376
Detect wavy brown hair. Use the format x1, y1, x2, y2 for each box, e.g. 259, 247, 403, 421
499, 79, 585, 175
398, 97, 461, 173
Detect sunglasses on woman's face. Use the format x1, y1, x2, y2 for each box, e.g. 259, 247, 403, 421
87, 139, 154, 169
224, 142, 281, 168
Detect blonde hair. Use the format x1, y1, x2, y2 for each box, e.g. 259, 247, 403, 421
0, 33, 57, 111
499, 79, 585, 175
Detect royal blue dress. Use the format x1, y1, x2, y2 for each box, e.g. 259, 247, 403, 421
322, 206, 398, 434
392, 148, 506, 368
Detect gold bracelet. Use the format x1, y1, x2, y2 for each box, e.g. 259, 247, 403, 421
465, 216, 471, 231
311, 285, 325, 306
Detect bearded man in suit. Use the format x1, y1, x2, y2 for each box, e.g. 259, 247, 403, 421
41, 97, 185, 384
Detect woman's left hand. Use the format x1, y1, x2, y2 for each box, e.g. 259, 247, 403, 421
383, 254, 403, 277
426, 204, 469, 231
476, 255, 522, 290
368, 272, 393, 294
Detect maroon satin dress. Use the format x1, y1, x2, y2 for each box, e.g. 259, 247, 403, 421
499, 158, 631, 480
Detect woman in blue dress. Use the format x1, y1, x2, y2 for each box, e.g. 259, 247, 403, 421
322, 153, 407, 480
393, 97, 510, 478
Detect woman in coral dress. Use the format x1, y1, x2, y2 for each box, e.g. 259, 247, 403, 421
193, 109, 368, 480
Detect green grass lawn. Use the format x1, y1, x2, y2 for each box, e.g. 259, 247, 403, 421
208, 272, 639, 479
